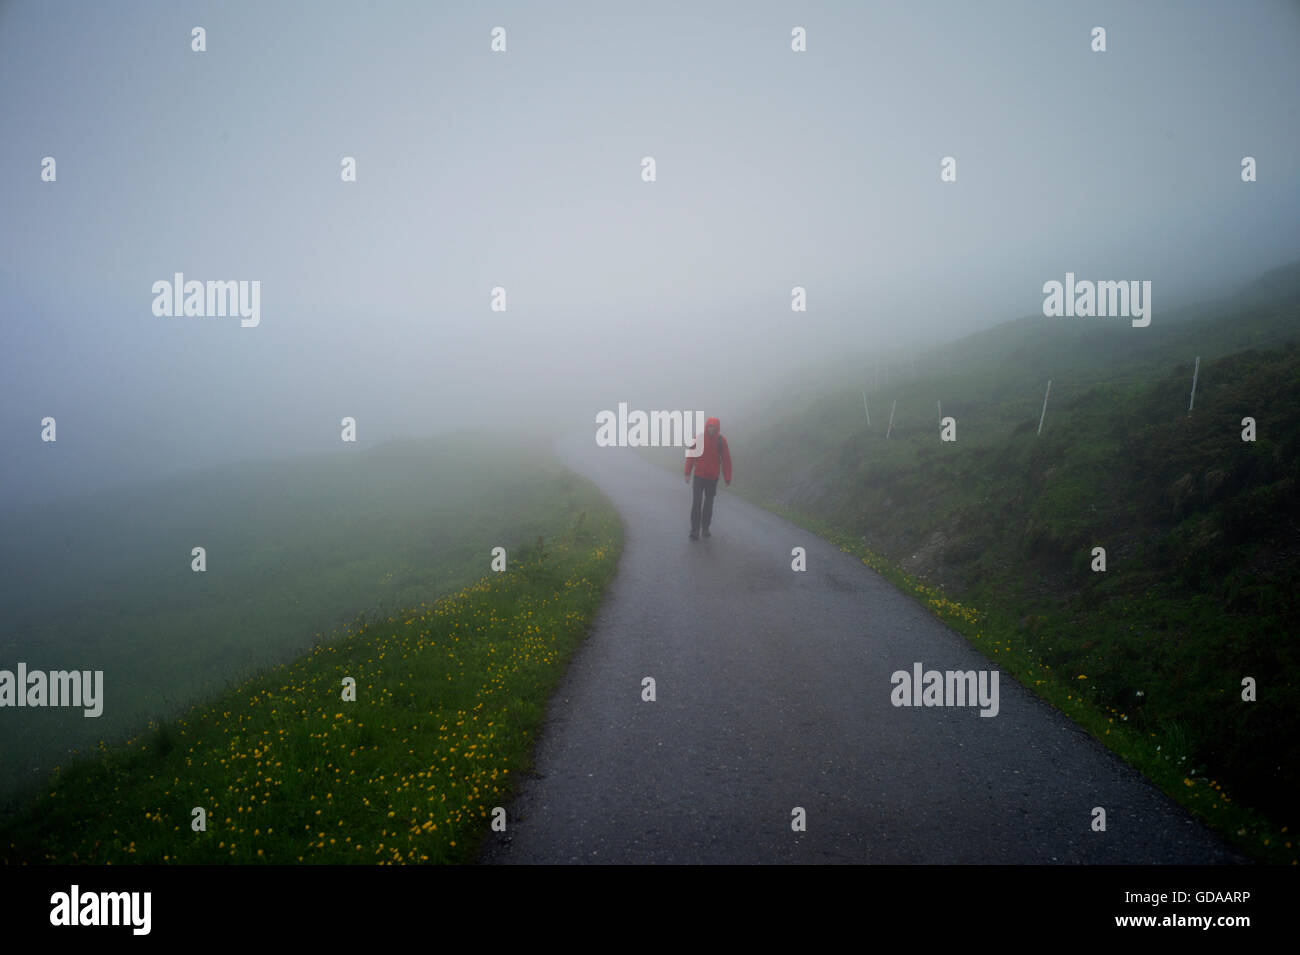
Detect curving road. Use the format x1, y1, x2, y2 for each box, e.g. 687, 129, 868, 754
479, 434, 1243, 864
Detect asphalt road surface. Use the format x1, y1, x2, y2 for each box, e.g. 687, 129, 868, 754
479, 435, 1243, 864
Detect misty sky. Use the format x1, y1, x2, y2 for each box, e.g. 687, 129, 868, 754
2, 0, 1298, 505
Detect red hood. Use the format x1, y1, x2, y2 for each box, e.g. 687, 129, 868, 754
685, 415, 731, 482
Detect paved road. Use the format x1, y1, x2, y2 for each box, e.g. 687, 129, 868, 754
480, 435, 1243, 864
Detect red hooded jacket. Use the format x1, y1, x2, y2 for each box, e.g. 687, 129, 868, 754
684, 416, 732, 482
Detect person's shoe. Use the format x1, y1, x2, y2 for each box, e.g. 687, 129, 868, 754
702, 527, 711, 538
689, 531, 699, 540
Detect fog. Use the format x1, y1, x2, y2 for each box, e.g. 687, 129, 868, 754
3, 0, 1298, 507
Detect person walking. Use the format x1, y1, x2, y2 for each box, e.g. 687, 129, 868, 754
684, 416, 732, 540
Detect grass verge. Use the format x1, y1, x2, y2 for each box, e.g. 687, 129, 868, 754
1, 499, 622, 864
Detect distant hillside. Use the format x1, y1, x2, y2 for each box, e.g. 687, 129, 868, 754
734, 262, 1300, 831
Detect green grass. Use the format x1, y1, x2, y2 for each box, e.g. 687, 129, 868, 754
0, 431, 581, 808
1, 477, 622, 865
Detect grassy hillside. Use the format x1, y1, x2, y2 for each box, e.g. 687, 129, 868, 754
0, 432, 601, 810
1, 504, 621, 864
727, 265, 1299, 861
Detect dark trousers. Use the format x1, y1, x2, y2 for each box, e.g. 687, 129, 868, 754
690, 475, 719, 534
